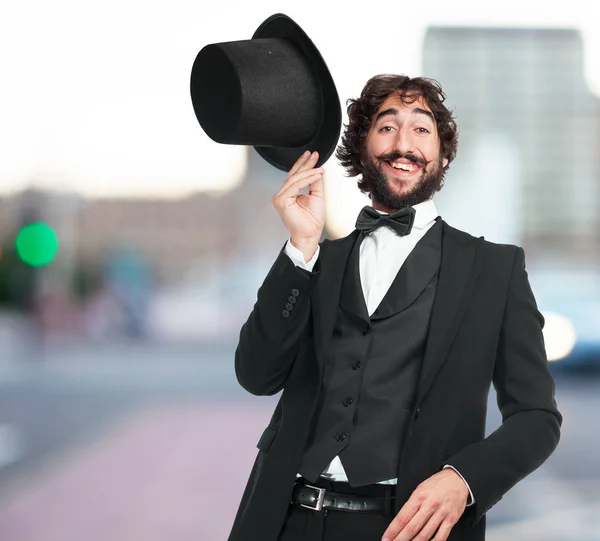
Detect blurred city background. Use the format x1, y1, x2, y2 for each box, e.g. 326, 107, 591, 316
1, 1, 599, 540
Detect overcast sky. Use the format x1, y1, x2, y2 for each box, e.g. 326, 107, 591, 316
0, 0, 598, 198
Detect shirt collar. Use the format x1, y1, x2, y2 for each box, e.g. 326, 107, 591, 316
374, 199, 439, 231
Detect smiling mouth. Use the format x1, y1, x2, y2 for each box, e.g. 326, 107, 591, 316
384, 159, 423, 174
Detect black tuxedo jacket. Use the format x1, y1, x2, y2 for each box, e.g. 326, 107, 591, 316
228, 221, 562, 541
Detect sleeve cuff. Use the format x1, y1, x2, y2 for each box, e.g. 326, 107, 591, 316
443, 465, 475, 506
284, 239, 320, 272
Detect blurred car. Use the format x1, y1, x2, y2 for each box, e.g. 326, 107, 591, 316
531, 268, 600, 375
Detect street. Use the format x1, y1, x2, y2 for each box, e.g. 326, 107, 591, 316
0, 340, 598, 541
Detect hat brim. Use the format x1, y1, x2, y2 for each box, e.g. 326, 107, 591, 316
251, 14, 342, 171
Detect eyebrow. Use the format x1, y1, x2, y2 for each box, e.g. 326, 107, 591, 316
375, 107, 435, 123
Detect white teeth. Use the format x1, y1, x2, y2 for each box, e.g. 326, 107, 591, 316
391, 162, 414, 171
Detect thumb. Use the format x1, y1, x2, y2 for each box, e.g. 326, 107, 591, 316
309, 173, 324, 198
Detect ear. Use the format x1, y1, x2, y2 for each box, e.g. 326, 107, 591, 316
442, 157, 449, 169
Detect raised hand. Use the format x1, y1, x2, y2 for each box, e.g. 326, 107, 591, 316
270, 150, 325, 261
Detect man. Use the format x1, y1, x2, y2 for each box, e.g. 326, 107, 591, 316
228, 75, 562, 541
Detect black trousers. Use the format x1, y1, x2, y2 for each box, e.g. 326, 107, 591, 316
277, 478, 396, 541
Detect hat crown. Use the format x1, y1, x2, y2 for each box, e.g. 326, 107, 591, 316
191, 38, 322, 148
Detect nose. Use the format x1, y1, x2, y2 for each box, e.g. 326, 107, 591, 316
392, 125, 415, 156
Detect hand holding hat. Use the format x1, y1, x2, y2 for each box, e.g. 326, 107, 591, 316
271, 150, 325, 262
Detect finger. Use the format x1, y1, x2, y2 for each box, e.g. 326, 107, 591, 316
430, 517, 455, 541
281, 150, 319, 184
382, 499, 421, 541
308, 171, 324, 198
392, 506, 436, 541
272, 174, 323, 213
408, 509, 446, 541
287, 150, 318, 181
288, 150, 312, 178
278, 173, 323, 205
297, 151, 319, 174
275, 167, 324, 198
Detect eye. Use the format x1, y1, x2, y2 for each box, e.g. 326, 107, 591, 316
415, 127, 430, 134
379, 126, 394, 133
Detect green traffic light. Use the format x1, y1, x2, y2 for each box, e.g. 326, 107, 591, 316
15, 222, 59, 267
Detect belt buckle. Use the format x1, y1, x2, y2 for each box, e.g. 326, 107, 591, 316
300, 483, 326, 512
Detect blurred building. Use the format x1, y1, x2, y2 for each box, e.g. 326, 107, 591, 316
0, 149, 292, 291
75, 149, 290, 284
423, 27, 600, 267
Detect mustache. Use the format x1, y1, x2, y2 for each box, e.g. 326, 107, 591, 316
376, 151, 428, 168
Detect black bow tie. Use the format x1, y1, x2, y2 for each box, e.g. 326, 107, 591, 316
355, 206, 416, 236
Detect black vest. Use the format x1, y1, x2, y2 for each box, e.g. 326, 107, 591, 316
299, 221, 443, 486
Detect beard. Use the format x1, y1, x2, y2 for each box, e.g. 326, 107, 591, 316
361, 150, 446, 211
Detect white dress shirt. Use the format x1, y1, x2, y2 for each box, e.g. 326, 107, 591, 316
284, 199, 474, 504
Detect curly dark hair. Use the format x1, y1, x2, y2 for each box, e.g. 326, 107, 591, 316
335, 75, 458, 191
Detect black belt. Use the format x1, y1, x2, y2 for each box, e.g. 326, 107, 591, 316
291, 481, 392, 514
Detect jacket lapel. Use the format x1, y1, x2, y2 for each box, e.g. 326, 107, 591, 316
370, 220, 442, 320
339, 233, 370, 322
311, 230, 361, 371
415, 221, 484, 406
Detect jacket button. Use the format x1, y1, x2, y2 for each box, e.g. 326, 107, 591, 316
291, 289, 300, 297
343, 397, 353, 407
362, 327, 371, 336
282, 309, 290, 318
285, 303, 294, 311
288, 296, 297, 304
335, 432, 346, 442
351, 362, 362, 370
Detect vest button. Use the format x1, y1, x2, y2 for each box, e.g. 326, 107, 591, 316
343, 397, 353, 407
335, 432, 346, 442
351, 362, 362, 370
362, 328, 371, 336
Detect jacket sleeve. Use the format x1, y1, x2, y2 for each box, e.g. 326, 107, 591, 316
445, 246, 562, 525
234, 244, 321, 396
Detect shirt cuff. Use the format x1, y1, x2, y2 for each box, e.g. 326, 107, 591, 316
443, 465, 475, 506
284, 239, 320, 272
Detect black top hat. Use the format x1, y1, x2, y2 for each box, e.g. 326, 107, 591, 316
190, 13, 342, 171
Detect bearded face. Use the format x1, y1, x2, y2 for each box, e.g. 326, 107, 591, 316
363, 93, 449, 212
